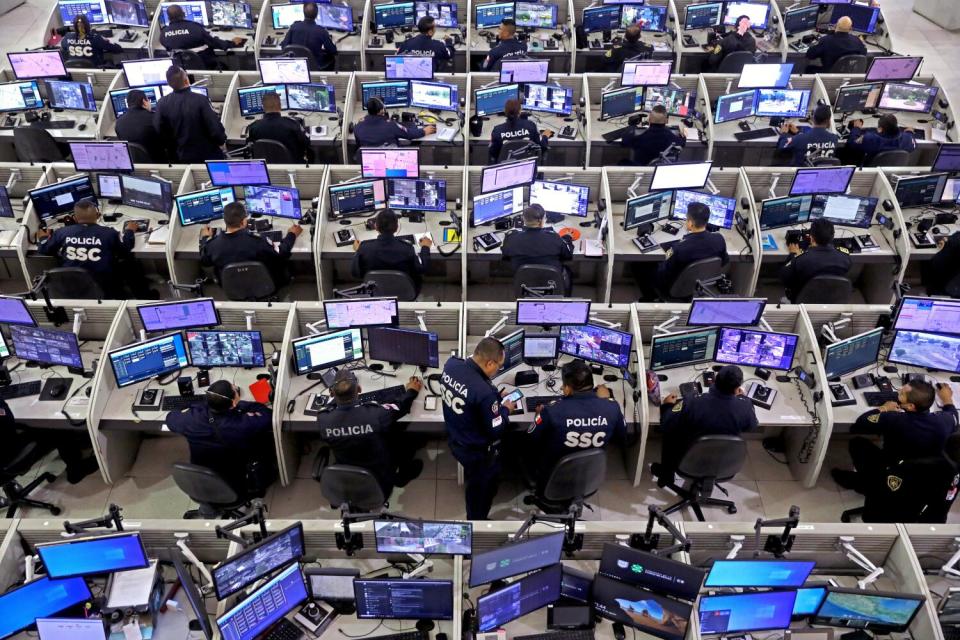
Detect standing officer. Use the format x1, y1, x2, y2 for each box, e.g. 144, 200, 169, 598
160, 3, 245, 69
247, 92, 313, 162
167, 380, 277, 499
281, 2, 338, 70
706, 15, 755, 71
489, 98, 552, 163
155, 65, 228, 162
652, 202, 728, 298
603, 25, 653, 72
777, 104, 839, 166
832, 381, 958, 494
804, 17, 866, 73
115, 89, 167, 163
352, 209, 432, 296
354, 97, 436, 147
317, 370, 425, 499
501, 204, 573, 294
482, 18, 527, 71
441, 337, 518, 520
845, 113, 917, 165
922, 232, 960, 296
620, 105, 687, 166
398, 16, 455, 67
780, 218, 852, 302
652, 365, 758, 486
60, 14, 122, 67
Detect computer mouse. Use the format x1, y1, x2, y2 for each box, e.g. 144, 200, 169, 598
613, 622, 626, 640
77, 123, 86, 131
933, 226, 943, 235
48, 382, 67, 398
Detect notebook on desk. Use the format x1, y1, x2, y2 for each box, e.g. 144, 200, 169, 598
147, 226, 169, 245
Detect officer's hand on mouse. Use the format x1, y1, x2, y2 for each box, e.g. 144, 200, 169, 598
662, 393, 678, 405
419, 236, 433, 248
787, 242, 801, 255
352, 239, 361, 251
124, 221, 140, 233
200, 225, 214, 238
406, 376, 423, 392
542, 129, 554, 138
232, 36, 245, 46
937, 383, 954, 405
288, 223, 303, 237
735, 387, 745, 397
938, 237, 947, 250
35, 228, 50, 241
880, 400, 901, 412
595, 384, 612, 399
423, 124, 437, 135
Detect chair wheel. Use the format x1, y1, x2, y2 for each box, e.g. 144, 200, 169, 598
522, 495, 536, 506
841, 513, 851, 523
727, 505, 737, 514
50, 507, 61, 515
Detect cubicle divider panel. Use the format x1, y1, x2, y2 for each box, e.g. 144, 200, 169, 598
273, 302, 300, 485
626, 306, 648, 485
0, 164, 48, 290
0, 522, 20, 597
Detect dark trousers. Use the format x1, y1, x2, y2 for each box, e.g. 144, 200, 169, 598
461, 454, 500, 520
631, 262, 661, 301
848, 437, 886, 493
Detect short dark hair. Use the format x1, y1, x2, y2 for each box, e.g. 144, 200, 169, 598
474, 337, 505, 364
878, 113, 899, 134
375, 208, 399, 235
504, 97, 521, 119
223, 202, 247, 227
736, 14, 750, 27
813, 104, 831, 126
303, 1, 318, 20
686, 202, 710, 228
715, 365, 743, 395
501, 18, 516, 34
166, 64, 188, 90
625, 25, 640, 43
333, 370, 359, 404
206, 380, 236, 412
418, 15, 435, 33
562, 359, 593, 392
905, 380, 935, 412
126, 88, 147, 109
74, 199, 99, 221
261, 92, 282, 112
366, 96, 384, 115
166, 4, 185, 21
651, 105, 667, 116
810, 217, 835, 245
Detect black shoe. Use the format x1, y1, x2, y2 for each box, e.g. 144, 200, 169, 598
394, 459, 424, 488
65, 456, 99, 484
650, 463, 671, 488
831, 468, 860, 492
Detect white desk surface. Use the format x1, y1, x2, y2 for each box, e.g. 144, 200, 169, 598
466, 222, 602, 259
225, 109, 343, 144
758, 224, 895, 261
899, 205, 958, 258
260, 28, 363, 52
348, 101, 466, 145
320, 212, 458, 257
610, 207, 751, 260
0, 112, 98, 138
173, 215, 315, 258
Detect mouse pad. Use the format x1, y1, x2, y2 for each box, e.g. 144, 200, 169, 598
39, 377, 73, 401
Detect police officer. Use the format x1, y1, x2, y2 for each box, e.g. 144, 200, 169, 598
526, 359, 626, 489
114, 89, 167, 163
155, 65, 228, 162
603, 25, 653, 72
60, 14, 122, 67
354, 97, 436, 147
780, 218, 851, 303
247, 92, 313, 162
160, 3, 245, 69
482, 18, 527, 71
280, 2, 338, 71
398, 16, 455, 67
441, 337, 518, 520
652, 365, 758, 486
706, 15, 755, 71
317, 370, 425, 498
832, 381, 958, 494
922, 231, 960, 296
654, 201, 729, 297
501, 204, 573, 294
36, 199, 139, 298
352, 209, 431, 295
777, 104, 839, 166
804, 17, 866, 73
620, 105, 687, 166
167, 380, 277, 498
489, 98, 552, 164
845, 113, 917, 165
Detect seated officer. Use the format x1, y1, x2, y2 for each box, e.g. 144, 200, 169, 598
845, 113, 917, 165
159, 3, 245, 69
706, 15, 755, 71
780, 218, 852, 303
36, 199, 140, 298
317, 370, 425, 499
115, 89, 166, 163
352, 209, 432, 295
60, 14, 122, 67
247, 92, 313, 162
833, 381, 958, 494
652, 365, 758, 486
398, 16, 455, 66
167, 380, 277, 498
482, 18, 526, 71
354, 97, 435, 148
200, 202, 302, 289
777, 104, 839, 166
620, 105, 687, 166
923, 232, 960, 297
603, 25, 653, 72
155, 65, 228, 162
805, 17, 866, 73
654, 201, 729, 297
489, 98, 552, 164
280, 2, 337, 70
501, 204, 573, 294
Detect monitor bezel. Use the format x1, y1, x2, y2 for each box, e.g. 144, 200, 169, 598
789, 166, 855, 196
699, 590, 796, 635
373, 0, 416, 29
721, 0, 771, 29
792, 583, 829, 619
829, 3, 880, 33
10, 324, 84, 369
366, 326, 439, 368
45, 79, 98, 112
0, 575, 93, 639
359, 147, 421, 179
932, 143, 960, 173
172, 555, 215, 640
703, 559, 816, 589
386, 177, 448, 212
285, 82, 337, 113
649, 326, 720, 371
521, 82, 573, 116
0, 296, 37, 327
212, 522, 305, 600
175, 186, 234, 227
136, 298, 221, 332
36, 618, 108, 640
242, 184, 303, 220
650, 161, 713, 191
714, 88, 757, 124
480, 157, 538, 195
893, 295, 960, 336
120, 57, 173, 87
515, 298, 592, 326
474, 82, 520, 116
384, 54, 435, 80
361, 79, 411, 108
468, 531, 564, 587
782, 4, 820, 34
514, 0, 558, 28
237, 84, 288, 117
864, 55, 923, 82
599, 85, 644, 121
328, 178, 386, 218
69, 141, 134, 173
877, 81, 939, 114
714, 326, 801, 372
0, 80, 41, 113
683, 1, 724, 31
107, 332, 187, 387
322, 296, 399, 329
687, 297, 767, 327
559, 323, 633, 369
36, 532, 150, 579
7, 50, 67, 80
27, 175, 95, 220
522, 332, 560, 360
209, 0, 253, 28
496, 328, 526, 377
108, 85, 160, 119
811, 586, 925, 633
623, 190, 673, 230
317, 2, 355, 30
755, 88, 811, 118
887, 330, 960, 374
669, 189, 737, 229
304, 567, 361, 602
499, 58, 551, 83
354, 578, 455, 620
204, 159, 271, 187
119, 173, 174, 214
476, 564, 562, 632
822, 327, 886, 378
620, 60, 671, 87
215, 562, 308, 636
474, 0, 514, 27
408, 79, 458, 111
271, 2, 303, 28
257, 57, 311, 84
372, 519, 473, 555
291, 328, 364, 375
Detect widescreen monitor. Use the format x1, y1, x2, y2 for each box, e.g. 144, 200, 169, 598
206, 159, 270, 187
783, 4, 819, 34
599, 86, 644, 120
37, 532, 149, 578
722, 1, 770, 29
362, 80, 410, 108
829, 3, 880, 33
790, 166, 854, 196
243, 185, 302, 220
560, 324, 633, 369
8, 50, 66, 79
271, 2, 304, 27
560, 566, 593, 603
361, 148, 419, 178
175, 187, 236, 226
121, 58, 172, 86
866, 56, 923, 81
824, 327, 884, 378
650, 162, 712, 191
521, 83, 573, 115
516, 0, 557, 28
598, 542, 704, 601
714, 89, 756, 123
109, 85, 161, 118
645, 86, 695, 117
755, 88, 811, 118
704, 560, 815, 588
877, 82, 938, 113
592, 574, 691, 640
172, 556, 215, 640
684, 2, 723, 30
715, 327, 799, 371
105, 0, 149, 25
306, 567, 359, 603
699, 591, 796, 635
583, 5, 621, 32
186, 330, 265, 368
237, 85, 288, 116
621, 60, 671, 87
354, 579, 454, 620
0, 80, 43, 112
934, 143, 960, 173
46, 80, 96, 111
529, 181, 589, 218
475, 0, 513, 27
498, 328, 525, 375
328, 179, 386, 217
0, 185, 13, 219
36, 618, 107, 640
69, 141, 133, 172
515, 299, 591, 326
216, 564, 307, 640
759, 195, 812, 230
478, 564, 561, 632
58, 0, 108, 23
212, 522, 304, 600
367, 327, 440, 368
323, 297, 398, 329
317, 3, 354, 30
415, 1, 457, 26
373, 520, 472, 554
888, 330, 960, 374
137, 299, 219, 332
385, 54, 433, 79
500, 58, 550, 83
738, 63, 793, 89
834, 82, 882, 112
894, 173, 948, 207
108, 333, 189, 387
387, 177, 447, 212
469, 532, 564, 586
687, 298, 765, 327
286, 83, 336, 112
158, 0, 207, 24
28, 176, 96, 220
473, 186, 524, 225
258, 57, 310, 84
374, 0, 415, 29
10, 325, 83, 369
523, 333, 559, 361
624, 190, 672, 230
481, 158, 537, 194
0, 297, 37, 326
120, 174, 172, 213
812, 587, 925, 633
809, 194, 877, 229
475, 83, 519, 116
210, 0, 253, 27
649, 328, 719, 370
671, 190, 736, 229
291, 328, 363, 375
895, 296, 960, 335
0, 576, 92, 639
622, 4, 667, 31
409, 79, 458, 111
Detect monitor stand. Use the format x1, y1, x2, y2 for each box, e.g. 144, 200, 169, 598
415, 620, 435, 633
839, 631, 872, 640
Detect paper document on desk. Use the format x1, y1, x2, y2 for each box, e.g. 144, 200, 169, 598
106, 559, 157, 609
147, 226, 169, 245
932, 127, 947, 143
652, 41, 670, 51
581, 238, 603, 257
414, 232, 433, 247
684, 127, 700, 141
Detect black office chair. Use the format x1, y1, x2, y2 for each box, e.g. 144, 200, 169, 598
523, 449, 607, 515
794, 274, 853, 304
663, 435, 747, 522
365, 270, 418, 301
171, 49, 207, 70
172, 463, 251, 519
945, 273, 960, 299
0, 437, 60, 517
512, 264, 565, 298
126, 142, 154, 164
41, 268, 105, 300
717, 51, 759, 74
281, 44, 322, 71
13, 128, 67, 163
251, 139, 297, 163
869, 149, 912, 167
841, 454, 959, 524
319, 464, 387, 512
497, 140, 542, 163
830, 54, 869, 74
658, 256, 724, 302
647, 143, 682, 166
220, 261, 278, 301
64, 58, 97, 69
809, 156, 842, 167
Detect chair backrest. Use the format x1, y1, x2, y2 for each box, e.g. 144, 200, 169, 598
320, 464, 386, 512
809, 156, 842, 167
44, 267, 104, 300
366, 270, 418, 301
717, 51, 757, 74
172, 462, 240, 507
65, 58, 96, 69
498, 140, 541, 163
251, 139, 296, 163
795, 274, 853, 304
282, 45, 320, 70
171, 49, 206, 70
126, 142, 154, 164
513, 264, 563, 298
677, 435, 747, 482
869, 149, 911, 167
830, 54, 868, 74
668, 256, 723, 300
542, 449, 607, 503
862, 455, 959, 523
14, 128, 66, 163
220, 261, 277, 301
945, 273, 960, 299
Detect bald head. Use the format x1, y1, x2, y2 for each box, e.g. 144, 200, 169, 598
836, 16, 853, 33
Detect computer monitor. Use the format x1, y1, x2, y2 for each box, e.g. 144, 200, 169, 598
36, 618, 107, 640
645, 86, 696, 117
8, 50, 66, 80
37, 532, 149, 578
469, 532, 564, 587
515, 1, 557, 28
172, 556, 214, 640
829, 3, 880, 33
355, 579, 453, 620
99, 174, 122, 199
516, 299, 591, 326
306, 567, 360, 603
121, 58, 172, 86
522, 83, 573, 115
895, 296, 960, 335
472, 186, 524, 226
592, 574, 692, 640
271, 2, 303, 27
500, 58, 550, 83
217, 564, 308, 640
866, 55, 922, 82
560, 566, 593, 603
671, 190, 736, 229
687, 298, 766, 327
0, 80, 44, 112
212, 523, 304, 600
789, 166, 855, 196
523, 332, 559, 362
374, 0, 415, 29
722, 1, 770, 29
598, 542, 704, 601
409, 79, 458, 111
583, 4, 621, 32
209, 0, 252, 27
650, 161, 713, 191
684, 2, 723, 30
323, 297, 398, 329
699, 591, 796, 635
387, 177, 447, 212
894, 173, 949, 207
624, 190, 672, 231
175, 187, 236, 226
793, 585, 828, 618
28, 176, 96, 220
622, 3, 667, 31
599, 86, 644, 120
69, 141, 134, 172
10, 325, 83, 369
759, 195, 812, 230
328, 179, 387, 218
0, 297, 36, 327
811, 0, 853, 3
158, 0, 207, 24
475, 0, 513, 28
186, 330, 265, 368
739, 63, 793, 89
137, 298, 220, 332
367, 327, 440, 368
823, 327, 884, 378
108, 333, 189, 387
206, 159, 270, 187
415, 1, 458, 26
243, 185, 302, 220
46, 80, 96, 111
755, 88, 811, 118
291, 328, 364, 375
783, 5, 819, 34
286, 83, 336, 112
478, 564, 561, 632
481, 158, 537, 194
58, 0, 108, 24
934, 144, 960, 173
878, 82, 939, 114
704, 560, 815, 588
385, 54, 433, 80
258, 57, 310, 84
812, 587, 925, 633
362, 80, 410, 108
529, 181, 589, 218
621, 60, 671, 87
109, 85, 161, 118
714, 89, 756, 123
889, 330, 960, 374
0, 186, 13, 220
373, 520, 472, 554
360, 148, 419, 179
649, 328, 719, 370
105, 0, 150, 25
498, 328, 525, 375
237, 85, 288, 116
120, 174, 173, 213
0, 576, 92, 639
715, 327, 799, 371
834, 82, 882, 112
474, 83, 519, 116
809, 194, 877, 228
560, 324, 632, 369
317, 2, 353, 30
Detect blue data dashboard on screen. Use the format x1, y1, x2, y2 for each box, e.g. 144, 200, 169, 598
111, 334, 189, 387
0, 576, 92, 638
476, 84, 518, 116
218, 564, 307, 640
39, 533, 148, 577
700, 591, 795, 634
705, 560, 815, 588
476, 1, 513, 27
362, 81, 410, 108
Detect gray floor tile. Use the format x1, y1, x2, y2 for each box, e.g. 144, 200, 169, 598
106, 476, 192, 519
126, 436, 190, 478
19, 472, 111, 520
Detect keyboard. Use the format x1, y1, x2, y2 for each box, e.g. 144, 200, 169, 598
39, 120, 76, 129
261, 230, 283, 243
601, 125, 633, 142
358, 384, 407, 405
515, 630, 595, 640
369, 632, 426, 640
525, 395, 560, 412
734, 127, 778, 141
863, 391, 898, 407
0, 380, 41, 400
161, 395, 206, 412
263, 619, 305, 640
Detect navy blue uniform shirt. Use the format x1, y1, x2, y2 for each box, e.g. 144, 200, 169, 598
280, 19, 337, 69
501, 226, 573, 272
603, 40, 653, 72
160, 19, 233, 67
483, 38, 527, 70
60, 31, 122, 66
923, 232, 960, 296
780, 244, 852, 302
441, 357, 510, 460
847, 126, 917, 160
248, 112, 312, 162
708, 31, 755, 69
352, 234, 430, 292
853, 405, 959, 460
620, 123, 686, 166
656, 230, 729, 292
805, 32, 866, 72
397, 33, 454, 62
489, 116, 548, 163
38, 223, 134, 296
155, 87, 227, 162
200, 228, 297, 288
354, 114, 427, 147
115, 106, 167, 163
777, 127, 839, 166
660, 386, 758, 468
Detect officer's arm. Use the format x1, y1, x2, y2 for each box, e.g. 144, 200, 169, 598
612, 406, 628, 444
779, 254, 799, 291
489, 129, 502, 163
396, 121, 426, 140
852, 409, 886, 435
659, 398, 682, 428
482, 53, 495, 71
942, 403, 959, 429
237, 401, 274, 433
36, 228, 63, 254
743, 398, 760, 432
719, 237, 730, 267
203, 27, 234, 50
116, 227, 135, 255
199, 237, 215, 266
203, 103, 228, 146
619, 127, 640, 148
416, 243, 431, 273
479, 386, 510, 438
93, 33, 124, 54
559, 235, 574, 261
529, 122, 548, 150
277, 231, 297, 258
351, 248, 364, 278
321, 29, 338, 55
280, 29, 293, 47
384, 388, 419, 428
